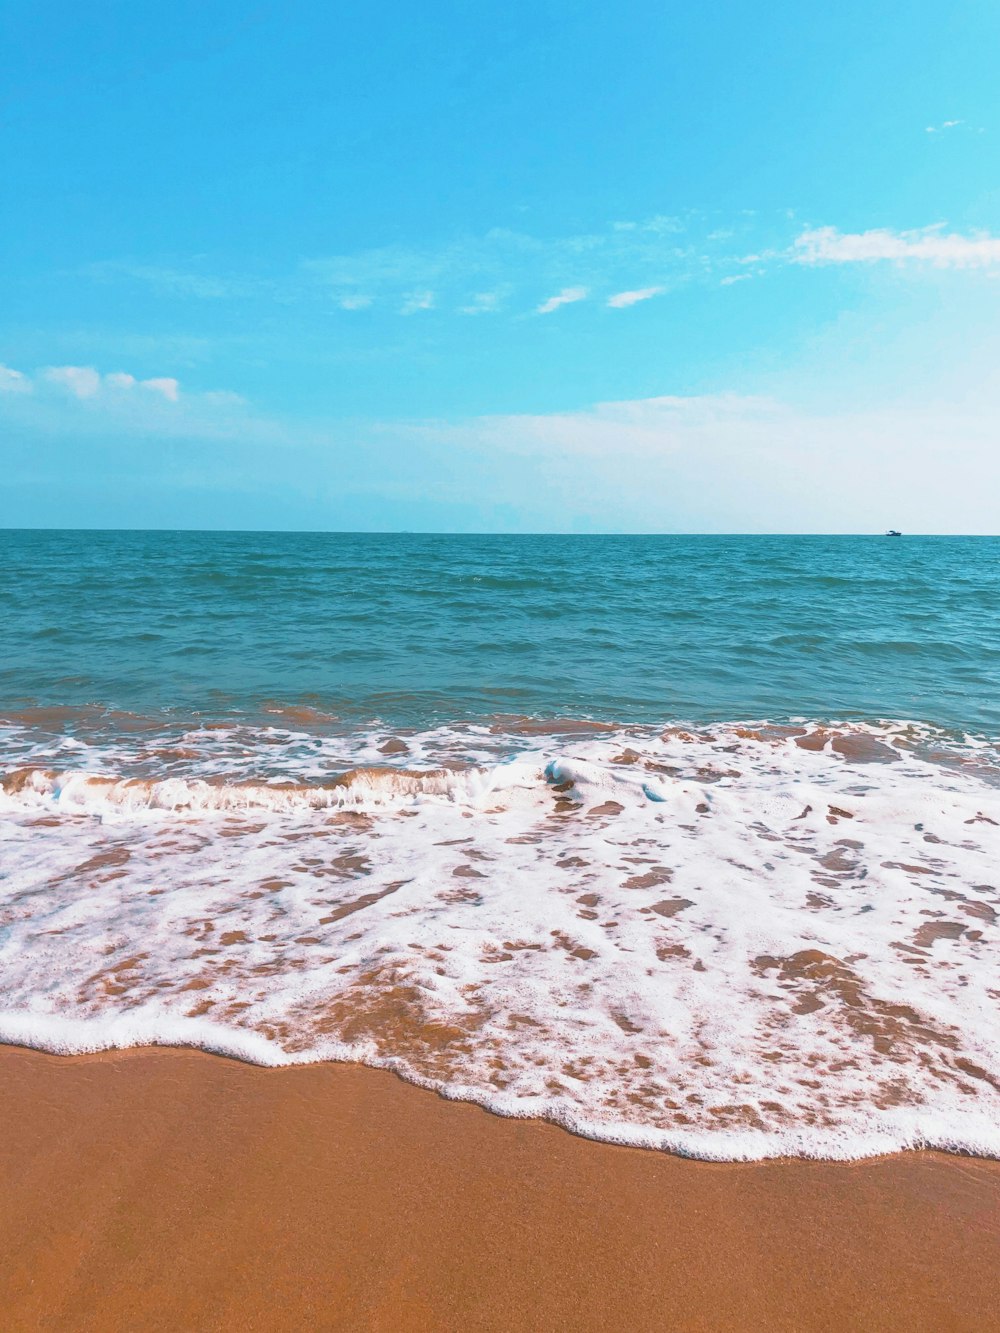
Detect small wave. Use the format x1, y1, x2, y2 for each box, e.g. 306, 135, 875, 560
0, 764, 506, 813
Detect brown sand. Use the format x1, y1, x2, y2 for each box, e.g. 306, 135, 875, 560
0, 1046, 998, 1332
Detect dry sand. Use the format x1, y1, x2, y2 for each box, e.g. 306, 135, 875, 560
0, 1044, 998, 1331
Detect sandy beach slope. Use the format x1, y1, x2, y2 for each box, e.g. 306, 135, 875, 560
0, 1045, 997, 1331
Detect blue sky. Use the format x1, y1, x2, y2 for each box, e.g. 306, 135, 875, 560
2, 0, 999, 531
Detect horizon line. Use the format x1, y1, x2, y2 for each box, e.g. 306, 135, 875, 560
0, 527, 994, 539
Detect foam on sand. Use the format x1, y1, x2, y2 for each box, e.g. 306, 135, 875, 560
1, 718, 998, 1160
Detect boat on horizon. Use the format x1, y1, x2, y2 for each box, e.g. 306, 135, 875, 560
885, 529, 902, 537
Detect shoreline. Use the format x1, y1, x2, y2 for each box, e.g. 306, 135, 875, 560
1, 1045, 998, 1330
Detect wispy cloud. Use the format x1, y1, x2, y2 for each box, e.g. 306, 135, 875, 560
77, 212, 999, 329
460, 290, 504, 315
793, 225, 1000, 268
606, 285, 664, 308
87, 215, 741, 318
611, 215, 683, 235
925, 119, 964, 134
537, 286, 588, 315
400, 290, 435, 315
0, 364, 32, 394
84, 260, 259, 300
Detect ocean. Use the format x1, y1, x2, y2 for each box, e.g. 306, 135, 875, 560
2, 530, 999, 1160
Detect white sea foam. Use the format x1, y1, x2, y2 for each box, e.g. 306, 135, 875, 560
1, 718, 999, 1160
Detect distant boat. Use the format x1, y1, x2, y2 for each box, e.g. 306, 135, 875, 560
885, 529, 902, 537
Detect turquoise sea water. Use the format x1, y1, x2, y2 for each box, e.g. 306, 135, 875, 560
2, 531, 998, 731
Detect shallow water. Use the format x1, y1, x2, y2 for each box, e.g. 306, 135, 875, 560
1, 532, 998, 1159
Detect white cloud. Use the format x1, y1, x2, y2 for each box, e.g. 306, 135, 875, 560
40, 364, 184, 401
925, 119, 964, 133
536, 286, 588, 315
793, 225, 1000, 268
0, 364, 32, 393
720, 274, 751, 286
44, 365, 102, 398
0, 360, 266, 447
401, 290, 435, 314
606, 285, 664, 308
339, 294, 373, 310
100, 371, 180, 399
142, 377, 180, 401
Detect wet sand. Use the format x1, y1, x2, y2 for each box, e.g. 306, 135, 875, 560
1, 1046, 998, 1332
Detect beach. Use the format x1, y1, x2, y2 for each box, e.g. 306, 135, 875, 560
3, 533, 1000, 1327
6, 0, 1000, 1313
1, 1043, 998, 1331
